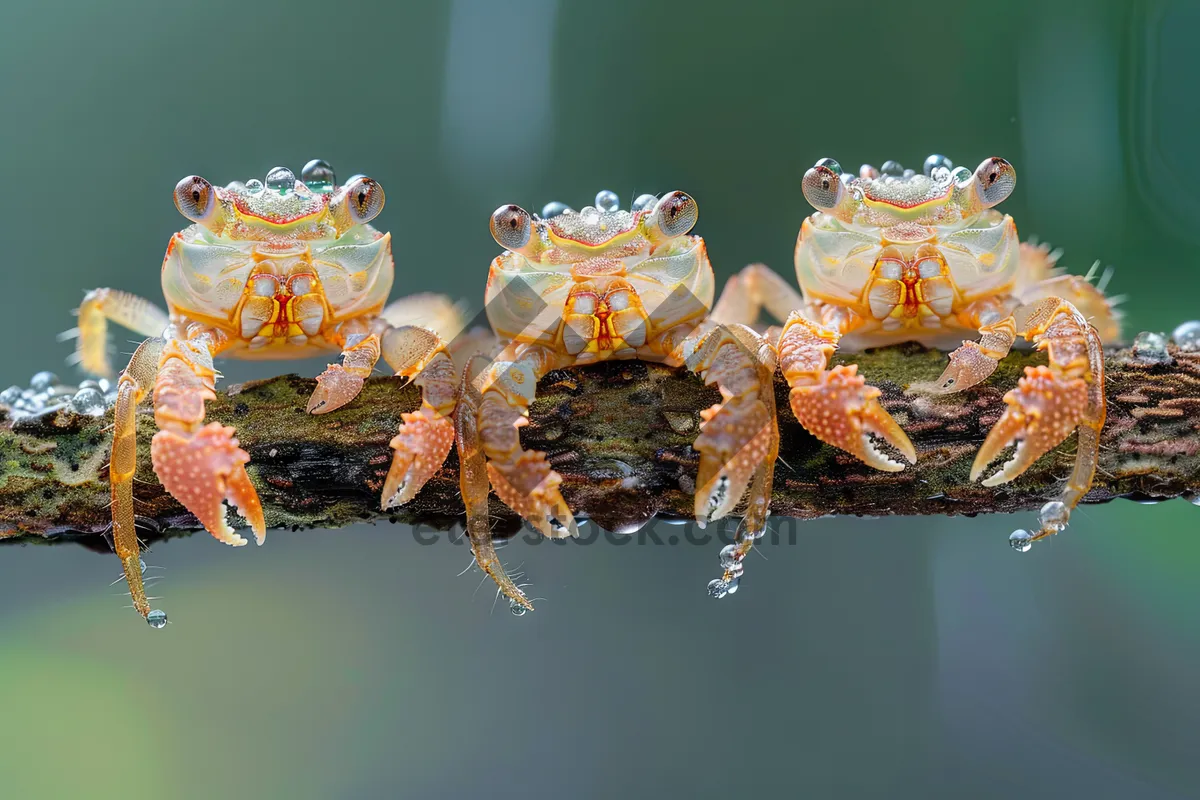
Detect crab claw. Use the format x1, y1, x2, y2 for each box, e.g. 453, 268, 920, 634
693, 396, 774, 524
486, 450, 577, 539
306, 363, 366, 415
791, 364, 917, 472
381, 409, 455, 509
911, 341, 999, 395
971, 365, 1088, 486
150, 422, 265, 546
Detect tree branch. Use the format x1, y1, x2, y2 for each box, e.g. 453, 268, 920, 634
2, 343, 1198, 549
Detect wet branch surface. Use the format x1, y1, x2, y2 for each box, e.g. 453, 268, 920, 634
2, 343, 1198, 551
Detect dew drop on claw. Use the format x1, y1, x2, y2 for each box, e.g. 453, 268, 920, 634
69, 387, 106, 416
509, 599, 528, 617
594, 189, 620, 212
1038, 501, 1069, 533
30, 371, 59, 392
707, 578, 730, 599
265, 166, 296, 195
1009, 529, 1033, 553
147, 609, 168, 629
541, 201, 571, 219
244, 178, 264, 193
1171, 320, 1200, 352
632, 194, 658, 212
1132, 331, 1171, 363
301, 159, 336, 192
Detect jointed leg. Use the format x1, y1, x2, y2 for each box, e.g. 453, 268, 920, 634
913, 296, 1018, 394
307, 330, 381, 415
67, 288, 169, 376
710, 263, 806, 330
969, 297, 1106, 545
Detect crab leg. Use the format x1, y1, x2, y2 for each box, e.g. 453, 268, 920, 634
777, 313, 917, 471
667, 321, 779, 592
915, 296, 1018, 394
970, 296, 1105, 545
306, 330, 381, 415
379, 325, 458, 509
710, 263, 806, 329
109, 337, 165, 620
67, 288, 169, 377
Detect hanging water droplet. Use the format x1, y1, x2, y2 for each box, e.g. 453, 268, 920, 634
725, 562, 745, 580
541, 201, 571, 219
707, 578, 730, 599
736, 526, 766, 544
301, 159, 336, 192
1190, 494, 1200, 507
30, 371, 59, 392
923, 154, 953, 177
1009, 529, 1033, 553
265, 166, 296, 195
139, 559, 147, 574
881, 160, 905, 176
594, 189, 620, 212
69, 387, 106, 416
245, 178, 264, 193
1038, 500, 1069, 533
0, 386, 21, 405
718, 544, 739, 568
632, 193, 658, 212
1171, 320, 1200, 352
1133, 331, 1171, 363
509, 599, 528, 617
146, 609, 168, 629
724, 576, 740, 595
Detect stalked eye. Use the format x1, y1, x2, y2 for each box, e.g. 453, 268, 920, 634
974, 157, 1016, 207
654, 191, 698, 237
802, 163, 845, 210
491, 204, 532, 250
344, 176, 385, 223
174, 175, 216, 222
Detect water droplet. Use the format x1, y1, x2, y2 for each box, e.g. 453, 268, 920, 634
1009, 529, 1033, 553
1172, 320, 1200, 352
815, 158, 843, 174
244, 178, 264, 193
718, 544, 739, 568
147, 609, 168, 629
1038, 500, 1069, 533
924, 154, 953, 176
97, 378, 111, 393
611, 518, 648, 535
0, 386, 21, 405
139, 559, 147, 574
950, 166, 973, 185
265, 166, 296, 194
78, 379, 100, 390
301, 159, 336, 192
724, 576, 740, 595
69, 387, 106, 416
737, 526, 765, 544
509, 600, 528, 617
725, 561, 745, 579
541, 201, 571, 219
30, 371, 58, 392
632, 194, 658, 212
881, 160, 905, 176
1133, 331, 1171, 363
594, 189, 620, 212
707, 578, 730, 599
580, 206, 600, 224
1191, 494, 1200, 507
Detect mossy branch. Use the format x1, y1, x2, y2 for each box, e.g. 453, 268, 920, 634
2, 343, 1198, 549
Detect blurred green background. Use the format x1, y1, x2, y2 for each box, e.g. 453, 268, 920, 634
3, 0, 1200, 797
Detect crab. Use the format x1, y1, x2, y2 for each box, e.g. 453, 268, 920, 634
713, 154, 1120, 559
456, 189, 780, 609
64, 160, 464, 626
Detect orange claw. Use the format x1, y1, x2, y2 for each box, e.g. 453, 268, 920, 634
971, 365, 1089, 486
693, 396, 774, 523
790, 364, 917, 471
382, 409, 455, 509
150, 422, 265, 546
486, 448, 576, 539
307, 363, 366, 415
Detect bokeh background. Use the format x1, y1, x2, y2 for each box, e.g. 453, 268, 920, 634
3, 0, 1200, 797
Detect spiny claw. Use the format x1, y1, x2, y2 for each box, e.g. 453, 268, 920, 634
909, 341, 998, 395
381, 410, 455, 509
486, 451, 576, 538
791, 364, 916, 472
694, 398, 774, 523
151, 422, 265, 546
971, 365, 1088, 486
307, 364, 365, 415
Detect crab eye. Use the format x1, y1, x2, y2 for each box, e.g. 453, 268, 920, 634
343, 176, 385, 223
491, 204, 532, 250
174, 176, 216, 223
802, 164, 845, 210
654, 191, 698, 237
974, 157, 1016, 207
